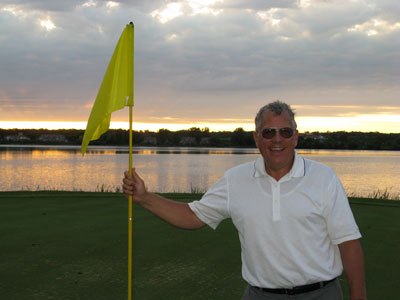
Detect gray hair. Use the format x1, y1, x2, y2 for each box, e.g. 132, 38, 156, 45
255, 100, 297, 132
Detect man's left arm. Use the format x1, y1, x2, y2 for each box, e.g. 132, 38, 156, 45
338, 239, 367, 300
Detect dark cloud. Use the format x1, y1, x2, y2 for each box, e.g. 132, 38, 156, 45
0, 0, 166, 12
0, 0, 82, 11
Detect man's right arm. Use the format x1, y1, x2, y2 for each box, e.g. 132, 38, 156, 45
122, 169, 206, 230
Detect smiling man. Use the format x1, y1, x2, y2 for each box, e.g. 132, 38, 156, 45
123, 100, 367, 300
253, 104, 299, 181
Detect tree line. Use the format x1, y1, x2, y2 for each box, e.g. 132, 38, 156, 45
1, 128, 399, 150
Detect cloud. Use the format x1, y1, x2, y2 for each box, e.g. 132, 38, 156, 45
0, 0, 399, 127
0, 0, 83, 12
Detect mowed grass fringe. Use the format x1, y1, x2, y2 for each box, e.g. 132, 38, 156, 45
0, 191, 399, 300
11, 184, 206, 195
7, 184, 400, 200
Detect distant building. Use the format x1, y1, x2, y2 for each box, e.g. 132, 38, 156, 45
199, 137, 211, 146
180, 137, 197, 146
38, 134, 68, 143
142, 136, 157, 145
300, 132, 326, 141
4, 133, 31, 142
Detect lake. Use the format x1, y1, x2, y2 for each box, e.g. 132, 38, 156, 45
1, 145, 399, 199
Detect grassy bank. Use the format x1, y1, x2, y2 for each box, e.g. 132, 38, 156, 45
1, 192, 399, 299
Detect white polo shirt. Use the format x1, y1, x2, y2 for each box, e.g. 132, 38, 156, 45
188, 152, 361, 288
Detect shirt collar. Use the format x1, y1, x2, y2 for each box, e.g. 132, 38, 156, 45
253, 151, 305, 179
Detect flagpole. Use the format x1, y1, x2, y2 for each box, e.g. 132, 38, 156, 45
128, 21, 134, 300
128, 105, 133, 300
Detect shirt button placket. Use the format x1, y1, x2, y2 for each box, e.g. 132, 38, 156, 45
272, 182, 281, 222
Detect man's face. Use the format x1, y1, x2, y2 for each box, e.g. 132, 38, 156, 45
253, 110, 298, 178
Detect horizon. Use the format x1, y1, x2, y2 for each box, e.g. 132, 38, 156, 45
1, 120, 399, 134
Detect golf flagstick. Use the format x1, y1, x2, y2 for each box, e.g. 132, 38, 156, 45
127, 22, 135, 300
128, 22, 134, 300
128, 105, 133, 300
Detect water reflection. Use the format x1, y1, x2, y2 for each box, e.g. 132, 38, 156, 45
1, 145, 399, 198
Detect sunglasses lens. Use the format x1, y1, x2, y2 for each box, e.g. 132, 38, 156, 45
262, 128, 276, 139
280, 128, 294, 138
261, 128, 294, 139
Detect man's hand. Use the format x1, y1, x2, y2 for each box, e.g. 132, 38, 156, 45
122, 168, 147, 203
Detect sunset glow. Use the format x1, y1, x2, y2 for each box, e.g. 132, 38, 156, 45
296, 115, 400, 133
1, 113, 399, 133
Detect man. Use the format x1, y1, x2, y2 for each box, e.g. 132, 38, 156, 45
122, 101, 367, 300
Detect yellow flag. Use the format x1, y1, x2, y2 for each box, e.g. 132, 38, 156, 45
81, 24, 134, 155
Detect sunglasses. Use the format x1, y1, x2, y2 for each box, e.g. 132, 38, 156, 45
261, 127, 294, 139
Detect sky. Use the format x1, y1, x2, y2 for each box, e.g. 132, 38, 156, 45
0, 0, 399, 133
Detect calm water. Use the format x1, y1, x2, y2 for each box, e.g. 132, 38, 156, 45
1, 145, 399, 198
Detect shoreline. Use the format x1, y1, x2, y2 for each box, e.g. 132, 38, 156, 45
1, 190, 399, 202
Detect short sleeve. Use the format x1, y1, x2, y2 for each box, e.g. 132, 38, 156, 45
324, 173, 362, 244
188, 174, 230, 230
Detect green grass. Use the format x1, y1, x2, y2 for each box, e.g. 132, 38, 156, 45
0, 192, 399, 299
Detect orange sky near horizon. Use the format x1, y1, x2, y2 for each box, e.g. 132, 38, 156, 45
1, 112, 400, 133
